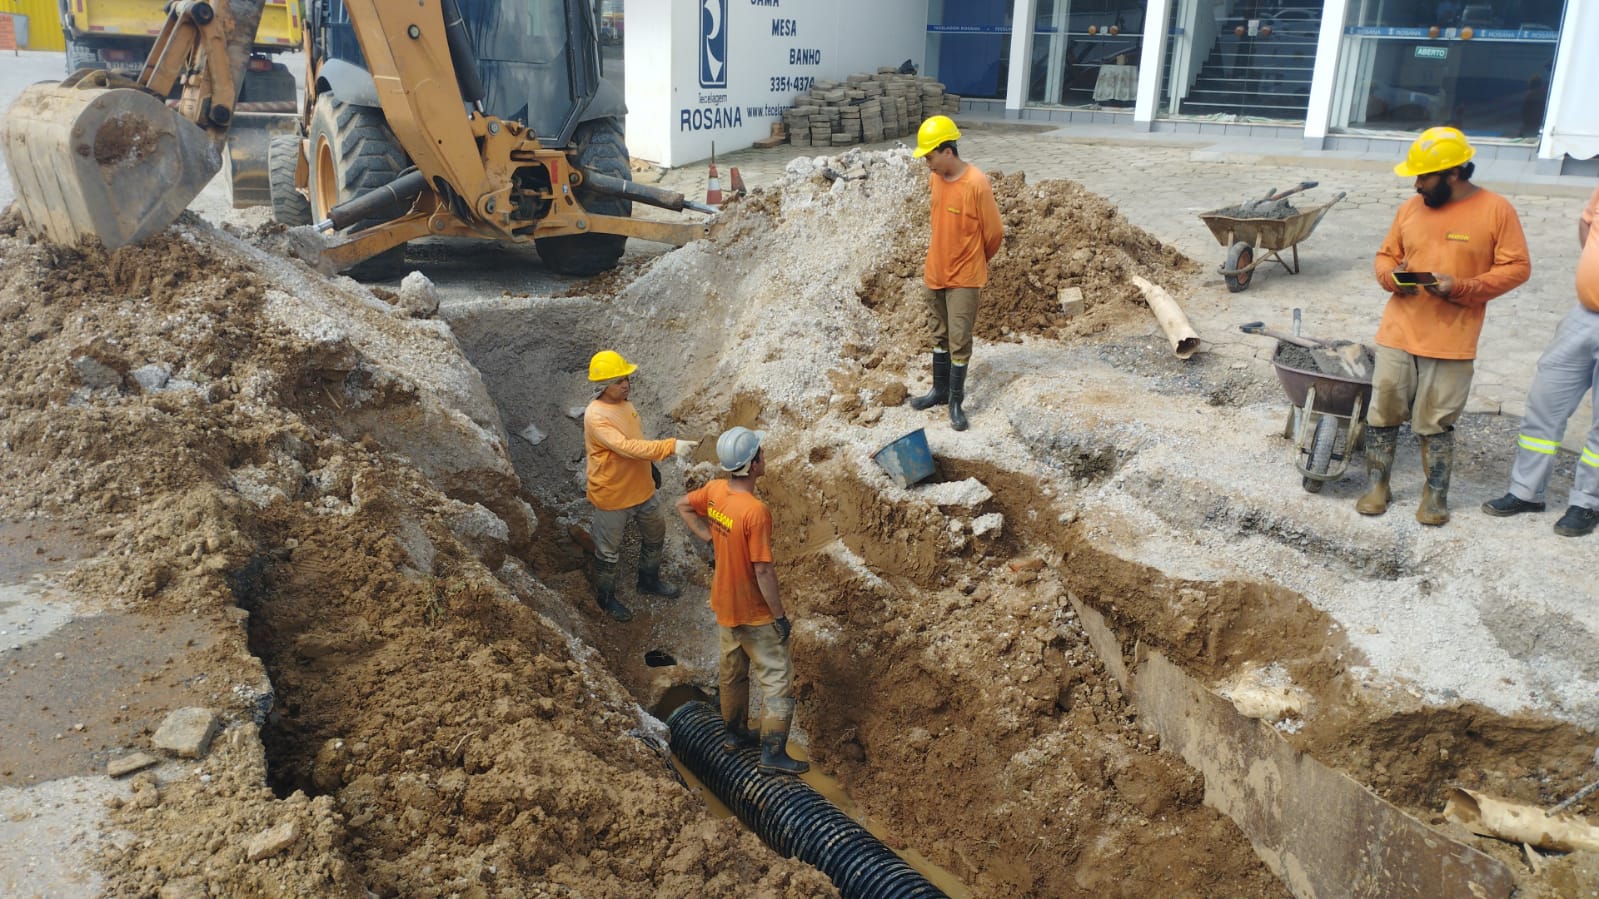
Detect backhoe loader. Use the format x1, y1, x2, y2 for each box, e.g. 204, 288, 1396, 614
1, 0, 713, 278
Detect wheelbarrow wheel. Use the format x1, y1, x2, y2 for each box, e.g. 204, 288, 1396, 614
1224, 242, 1255, 293
1301, 415, 1337, 492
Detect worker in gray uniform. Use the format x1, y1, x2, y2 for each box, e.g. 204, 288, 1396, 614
1482, 182, 1599, 537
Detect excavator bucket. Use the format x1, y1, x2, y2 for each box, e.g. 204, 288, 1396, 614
2, 79, 222, 249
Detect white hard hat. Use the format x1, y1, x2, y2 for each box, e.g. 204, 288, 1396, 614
716, 426, 766, 474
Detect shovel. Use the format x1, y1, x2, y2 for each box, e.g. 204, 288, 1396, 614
1239, 321, 1369, 379
1238, 181, 1319, 216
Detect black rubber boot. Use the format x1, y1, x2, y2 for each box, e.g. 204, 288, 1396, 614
758, 699, 809, 775
1355, 426, 1398, 516
1482, 493, 1545, 516
1416, 430, 1454, 526
719, 683, 758, 753
759, 731, 810, 775
948, 362, 969, 432
592, 559, 632, 621
908, 351, 950, 410
635, 541, 679, 598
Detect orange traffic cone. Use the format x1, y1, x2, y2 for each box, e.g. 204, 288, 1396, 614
728, 166, 747, 198
706, 160, 723, 206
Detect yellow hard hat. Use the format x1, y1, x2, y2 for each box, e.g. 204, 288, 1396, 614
1394, 126, 1476, 177
914, 115, 961, 158
588, 349, 638, 382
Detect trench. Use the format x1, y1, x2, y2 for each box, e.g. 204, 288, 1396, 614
432, 296, 1599, 898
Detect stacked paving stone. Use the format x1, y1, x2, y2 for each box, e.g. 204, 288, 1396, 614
782, 69, 961, 149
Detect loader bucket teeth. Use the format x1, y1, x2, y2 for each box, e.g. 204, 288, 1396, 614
2, 84, 222, 249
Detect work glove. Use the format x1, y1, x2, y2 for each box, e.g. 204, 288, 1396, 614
674, 439, 699, 462
773, 616, 791, 643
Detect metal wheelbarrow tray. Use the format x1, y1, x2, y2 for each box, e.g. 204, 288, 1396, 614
1271, 341, 1374, 493
1201, 192, 1346, 293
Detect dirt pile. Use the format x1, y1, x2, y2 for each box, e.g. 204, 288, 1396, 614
478, 148, 1286, 896
0, 212, 833, 896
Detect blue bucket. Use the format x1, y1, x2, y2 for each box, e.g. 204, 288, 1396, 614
872, 428, 935, 488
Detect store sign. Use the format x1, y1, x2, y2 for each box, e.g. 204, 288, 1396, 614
699, 0, 728, 89
1414, 46, 1448, 59
681, 0, 829, 133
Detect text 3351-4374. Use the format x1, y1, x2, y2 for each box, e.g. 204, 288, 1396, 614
770, 76, 815, 93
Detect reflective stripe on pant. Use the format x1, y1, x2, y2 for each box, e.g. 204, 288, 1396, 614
589, 492, 667, 564
1367, 345, 1474, 435
718, 622, 795, 719
1508, 305, 1599, 508
923, 286, 980, 363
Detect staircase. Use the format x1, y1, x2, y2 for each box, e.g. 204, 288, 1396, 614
1179, 26, 1318, 120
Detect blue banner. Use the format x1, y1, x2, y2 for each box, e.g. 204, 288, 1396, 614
927, 24, 1012, 34
1343, 25, 1556, 42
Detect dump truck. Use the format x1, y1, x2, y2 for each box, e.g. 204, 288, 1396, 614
59, 0, 299, 94
4, 0, 711, 279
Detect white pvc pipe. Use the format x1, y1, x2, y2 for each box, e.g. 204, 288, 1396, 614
1132, 275, 1200, 359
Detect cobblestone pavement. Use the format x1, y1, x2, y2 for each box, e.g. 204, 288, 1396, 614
651, 121, 1597, 450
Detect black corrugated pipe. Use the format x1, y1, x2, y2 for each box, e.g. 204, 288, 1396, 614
667, 701, 947, 899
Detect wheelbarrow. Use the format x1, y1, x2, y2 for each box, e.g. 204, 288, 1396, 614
1269, 336, 1375, 493
1200, 182, 1346, 293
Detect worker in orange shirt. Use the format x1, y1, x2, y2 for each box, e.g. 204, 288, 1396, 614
905, 115, 1004, 432
584, 350, 697, 622
675, 427, 808, 776
1482, 182, 1599, 537
1358, 127, 1531, 525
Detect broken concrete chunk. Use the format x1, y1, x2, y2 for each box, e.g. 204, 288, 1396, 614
72, 356, 122, 390
107, 751, 161, 778
517, 422, 547, 445
398, 271, 440, 317
1059, 286, 1085, 318
567, 405, 587, 420
152, 707, 220, 759
916, 477, 993, 509
130, 364, 171, 391
971, 512, 1005, 537
245, 819, 303, 861
157, 876, 207, 899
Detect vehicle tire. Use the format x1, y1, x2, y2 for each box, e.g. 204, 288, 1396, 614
535, 118, 632, 277
1224, 241, 1254, 293
1302, 414, 1337, 493
309, 94, 410, 280
268, 134, 313, 226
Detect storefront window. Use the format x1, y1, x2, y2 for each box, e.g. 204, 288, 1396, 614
1026, 1, 1146, 108
926, 0, 1013, 99
1158, 0, 1322, 120
1336, 1, 1564, 138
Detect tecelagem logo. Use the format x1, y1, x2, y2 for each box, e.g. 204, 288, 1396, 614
700, 0, 727, 89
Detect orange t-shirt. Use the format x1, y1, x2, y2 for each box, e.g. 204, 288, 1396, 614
1577, 184, 1599, 313
685, 479, 775, 627
583, 399, 675, 511
1373, 189, 1531, 360
923, 165, 1004, 290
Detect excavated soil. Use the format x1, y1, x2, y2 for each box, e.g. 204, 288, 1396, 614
0, 214, 833, 897
3, 143, 1598, 899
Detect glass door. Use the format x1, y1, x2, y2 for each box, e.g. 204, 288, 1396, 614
1333, 0, 1565, 139
1026, 0, 1148, 108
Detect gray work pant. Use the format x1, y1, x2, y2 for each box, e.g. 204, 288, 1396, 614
590, 493, 667, 564
1507, 305, 1599, 510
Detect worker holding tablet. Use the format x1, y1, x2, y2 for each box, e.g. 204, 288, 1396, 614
1358, 127, 1531, 526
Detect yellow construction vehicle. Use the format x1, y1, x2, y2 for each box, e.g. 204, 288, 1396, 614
3, 0, 712, 277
